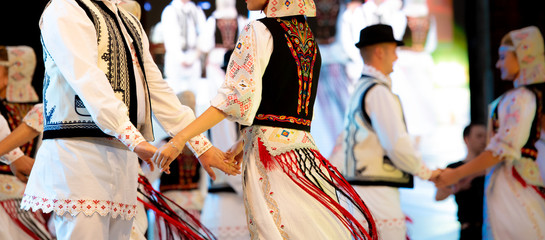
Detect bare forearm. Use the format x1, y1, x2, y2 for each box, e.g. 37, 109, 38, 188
0, 124, 40, 156
172, 106, 227, 144
455, 151, 501, 179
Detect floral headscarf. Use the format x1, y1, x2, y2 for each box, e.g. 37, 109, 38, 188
509, 26, 545, 87
0, 46, 39, 103
265, 0, 316, 18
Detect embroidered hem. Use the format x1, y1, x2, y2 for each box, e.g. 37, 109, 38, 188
21, 194, 138, 220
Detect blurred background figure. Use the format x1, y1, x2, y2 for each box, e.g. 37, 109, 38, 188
435, 123, 486, 240
161, 0, 207, 95
0, 45, 50, 240
339, 0, 406, 83
200, 0, 247, 152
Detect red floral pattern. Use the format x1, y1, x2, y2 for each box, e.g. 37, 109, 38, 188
21, 194, 138, 220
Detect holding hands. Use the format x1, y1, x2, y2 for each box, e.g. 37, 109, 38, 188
150, 139, 241, 180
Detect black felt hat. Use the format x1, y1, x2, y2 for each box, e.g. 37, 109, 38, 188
355, 24, 404, 48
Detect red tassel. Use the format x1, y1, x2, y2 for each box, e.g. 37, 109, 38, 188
258, 138, 276, 170
137, 175, 216, 240
259, 145, 377, 240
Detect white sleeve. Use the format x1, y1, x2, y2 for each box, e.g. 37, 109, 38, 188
366, 85, 431, 180
210, 21, 272, 125
0, 115, 24, 164
486, 88, 536, 163
22, 103, 44, 132
41, 0, 145, 150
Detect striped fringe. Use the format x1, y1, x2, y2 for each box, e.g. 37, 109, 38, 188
137, 175, 216, 240
0, 199, 52, 239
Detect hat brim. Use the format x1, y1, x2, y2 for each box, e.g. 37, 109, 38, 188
355, 40, 405, 48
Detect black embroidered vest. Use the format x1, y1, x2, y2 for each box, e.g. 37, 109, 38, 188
252, 16, 321, 132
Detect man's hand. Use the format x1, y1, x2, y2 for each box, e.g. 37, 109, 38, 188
198, 146, 241, 180
10, 155, 34, 183
134, 142, 157, 171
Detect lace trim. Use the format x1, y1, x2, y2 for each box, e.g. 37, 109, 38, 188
21, 194, 137, 220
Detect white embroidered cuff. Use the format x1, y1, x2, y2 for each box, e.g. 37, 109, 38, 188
187, 134, 212, 157
0, 148, 25, 164
115, 122, 146, 151
416, 164, 432, 180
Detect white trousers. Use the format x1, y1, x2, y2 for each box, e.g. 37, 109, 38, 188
53, 213, 133, 240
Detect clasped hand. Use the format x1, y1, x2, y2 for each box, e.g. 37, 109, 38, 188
134, 141, 241, 181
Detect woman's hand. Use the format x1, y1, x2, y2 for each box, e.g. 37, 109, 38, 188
151, 140, 184, 173
198, 146, 241, 180
225, 139, 244, 169
433, 168, 462, 188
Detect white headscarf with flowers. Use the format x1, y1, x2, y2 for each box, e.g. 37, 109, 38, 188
509, 26, 545, 87
0, 46, 39, 103
265, 0, 316, 18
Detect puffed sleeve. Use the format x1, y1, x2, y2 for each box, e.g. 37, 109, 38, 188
0, 115, 24, 164
22, 103, 44, 132
210, 21, 273, 125
486, 88, 536, 163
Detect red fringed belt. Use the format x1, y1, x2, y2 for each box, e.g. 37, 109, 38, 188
258, 138, 378, 240
512, 166, 545, 200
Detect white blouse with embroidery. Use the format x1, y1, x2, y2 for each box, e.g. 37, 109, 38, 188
486, 87, 543, 186
211, 21, 272, 126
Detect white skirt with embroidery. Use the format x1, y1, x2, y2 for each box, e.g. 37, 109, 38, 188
21, 138, 139, 220
241, 125, 354, 240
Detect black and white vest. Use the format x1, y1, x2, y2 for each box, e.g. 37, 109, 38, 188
343, 75, 414, 188
42, 0, 148, 139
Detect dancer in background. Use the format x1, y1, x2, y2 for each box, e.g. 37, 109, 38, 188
435, 26, 545, 240
341, 24, 440, 239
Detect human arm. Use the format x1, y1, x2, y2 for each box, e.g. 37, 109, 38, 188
152, 21, 272, 175
366, 85, 433, 180
435, 89, 536, 187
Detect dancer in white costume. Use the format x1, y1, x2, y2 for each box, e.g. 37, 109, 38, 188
21, 0, 238, 238
341, 24, 441, 240
152, 0, 379, 239
161, 0, 207, 94
435, 26, 545, 240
